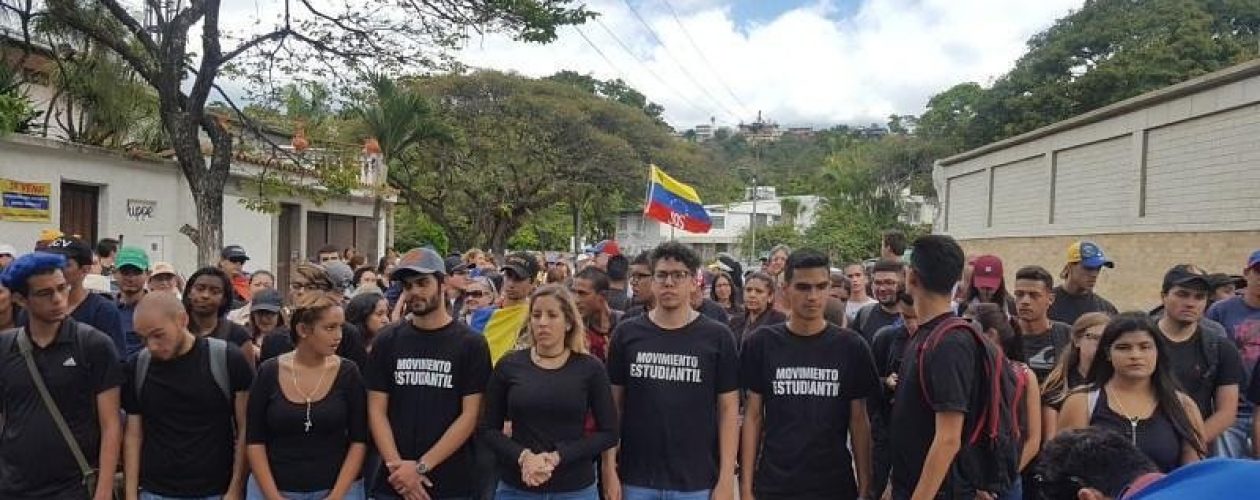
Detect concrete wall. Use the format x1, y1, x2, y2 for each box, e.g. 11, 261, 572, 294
959, 231, 1259, 312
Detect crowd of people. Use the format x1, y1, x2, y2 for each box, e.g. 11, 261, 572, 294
1, 228, 1260, 500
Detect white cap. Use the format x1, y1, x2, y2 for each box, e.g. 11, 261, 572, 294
0, 244, 15, 257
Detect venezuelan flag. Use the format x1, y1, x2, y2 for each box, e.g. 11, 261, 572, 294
644, 164, 712, 234
468, 304, 527, 364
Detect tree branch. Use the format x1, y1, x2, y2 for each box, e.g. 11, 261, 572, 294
43, 2, 160, 86
93, 0, 161, 58
219, 28, 292, 64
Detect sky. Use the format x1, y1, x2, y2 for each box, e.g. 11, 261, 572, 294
455, 0, 1085, 129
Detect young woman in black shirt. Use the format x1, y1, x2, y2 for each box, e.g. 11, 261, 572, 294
479, 285, 617, 499
246, 292, 369, 499
1040, 312, 1108, 440
1057, 313, 1205, 472
710, 272, 742, 318
729, 272, 786, 344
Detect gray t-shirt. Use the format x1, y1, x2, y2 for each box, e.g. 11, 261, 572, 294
1022, 321, 1072, 382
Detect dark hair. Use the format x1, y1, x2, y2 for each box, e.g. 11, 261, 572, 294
1087, 312, 1206, 457
249, 270, 275, 286
317, 244, 339, 257
972, 303, 1022, 363
829, 271, 851, 293
709, 271, 742, 308
649, 242, 700, 273
291, 263, 334, 293
183, 267, 234, 318
1035, 427, 1158, 500
783, 249, 830, 282
575, 267, 611, 293
631, 250, 651, 267
909, 235, 965, 295
353, 266, 379, 288
376, 256, 391, 275
289, 292, 342, 345
745, 271, 776, 294
0, 253, 67, 296
966, 277, 1013, 314
882, 229, 907, 255
606, 255, 629, 281
345, 291, 386, 337
96, 238, 119, 259
872, 259, 904, 275
348, 255, 367, 269
1015, 265, 1054, 291
897, 290, 914, 306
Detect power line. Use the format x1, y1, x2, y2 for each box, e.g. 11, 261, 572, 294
589, 17, 714, 120
573, 25, 628, 79
619, 0, 742, 123
658, 0, 752, 117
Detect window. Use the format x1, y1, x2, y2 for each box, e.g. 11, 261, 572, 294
618, 218, 628, 231
711, 216, 725, 229
754, 214, 769, 226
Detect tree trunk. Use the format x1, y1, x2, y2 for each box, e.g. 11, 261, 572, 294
192, 178, 225, 266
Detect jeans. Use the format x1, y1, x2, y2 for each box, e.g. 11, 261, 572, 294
621, 485, 711, 500
996, 477, 1022, 500
245, 476, 365, 500
139, 493, 222, 500
1216, 410, 1254, 458
494, 482, 598, 500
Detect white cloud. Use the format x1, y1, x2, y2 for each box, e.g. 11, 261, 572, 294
457, 0, 1084, 129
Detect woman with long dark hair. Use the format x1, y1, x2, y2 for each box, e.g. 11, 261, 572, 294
710, 271, 742, 318
1040, 312, 1110, 440
971, 303, 1041, 500
729, 272, 786, 345
1057, 312, 1206, 472
345, 291, 389, 351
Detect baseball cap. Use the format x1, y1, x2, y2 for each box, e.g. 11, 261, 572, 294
592, 240, 621, 256
444, 256, 472, 274
0, 244, 15, 257
37, 236, 93, 265
1247, 250, 1260, 270
250, 288, 284, 313
323, 262, 354, 292
221, 245, 249, 261
392, 248, 446, 279
1162, 264, 1211, 293
115, 246, 150, 272
151, 262, 177, 277
501, 252, 541, 280
971, 254, 1004, 291
1066, 241, 1114, 269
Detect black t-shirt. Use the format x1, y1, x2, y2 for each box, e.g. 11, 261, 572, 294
697, 298, 730, 324
853, 303, 900, 345
606, 289, 631, 313
889, 313, 982, 498
870, 325, 912, 421
364, 320, 491, 498
1161, 325, 1243, 418
740, 323, 880, 499
480, 350, 617, 493
259, 324, 369, 370
1047, 287, 1118, 325
730, 309, 788, 346
191, 317, 252, 347
624, 304, 647, 320
122, 337, 254, 496
607, 314, 739, 492
246, 357, 368, 492
74, 291, 127, 357
1022, 322, 1072, 382
0, 322, 123, 499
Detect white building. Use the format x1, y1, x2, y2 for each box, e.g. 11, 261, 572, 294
615, 187, 822, 262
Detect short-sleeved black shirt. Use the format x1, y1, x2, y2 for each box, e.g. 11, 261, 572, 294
1162, 325, 1243, 418
889, 313, 982, 498
122, 337, 254, 496
852, 303, 900, 345
259, 324, 369, 370
365, 319, 491, 498
1047, 287, 1117, 325
0, 322, 123, 499
1022, 322, 1072, 382
740, 323, 880, 499
606, 314, 739, 492
247, 357, 368, 492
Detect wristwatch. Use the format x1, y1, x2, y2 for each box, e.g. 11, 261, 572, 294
415, 461, 430, 475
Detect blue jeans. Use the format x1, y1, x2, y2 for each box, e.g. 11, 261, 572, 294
622, 485, 711, 500
245, 476, 365, 500
1216, 411, 1254, 458
494, 482, 597, 500
139, 493, 221, 500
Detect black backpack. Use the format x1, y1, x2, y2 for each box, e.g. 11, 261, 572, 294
916, 317, 1022, 496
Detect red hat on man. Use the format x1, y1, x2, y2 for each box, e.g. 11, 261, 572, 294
971, 254, 1004, 291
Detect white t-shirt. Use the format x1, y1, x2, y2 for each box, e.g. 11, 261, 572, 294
846, 297, 877, 322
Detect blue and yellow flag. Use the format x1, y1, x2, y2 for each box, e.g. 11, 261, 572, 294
468, 304, 527, 364
644, 164, 711, 233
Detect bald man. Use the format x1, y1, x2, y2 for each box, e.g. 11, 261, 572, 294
123, 292, 254, 500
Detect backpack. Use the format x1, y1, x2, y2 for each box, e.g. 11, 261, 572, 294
135, 337, 231, 404
916, 317, 1022, 496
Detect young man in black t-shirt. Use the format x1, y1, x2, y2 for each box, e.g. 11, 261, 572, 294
606, 242, 739, 500
869, 292, 918, 499
740, 249, 880, 500
122, 292, 254, 499
367, 248, 492, 500
1155, 264, 1243, 447
853, 260, 904, 344
0, 253, 123, 499
890, 235, 982, 500
1013, 266, 1072, 382
1047, 241, 1118, 325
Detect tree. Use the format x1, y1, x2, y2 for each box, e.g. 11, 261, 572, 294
740, 222, 800, 259
6, 0, 592, 265
546, 70, 665, 120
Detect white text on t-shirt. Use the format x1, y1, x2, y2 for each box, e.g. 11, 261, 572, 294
395, 358, 454, 388
629, 351, 703, 383
771, 366, 840, 397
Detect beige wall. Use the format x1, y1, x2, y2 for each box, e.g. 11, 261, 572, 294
959, 230, 1259, 312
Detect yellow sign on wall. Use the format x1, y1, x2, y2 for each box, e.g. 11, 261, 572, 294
0, 178, 52, 222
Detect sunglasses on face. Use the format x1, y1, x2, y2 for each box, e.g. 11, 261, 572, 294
465, 290, 487, 298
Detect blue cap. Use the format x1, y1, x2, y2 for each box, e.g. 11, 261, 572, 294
1248, 250, 1260, 270
1067, 241, 1114, 269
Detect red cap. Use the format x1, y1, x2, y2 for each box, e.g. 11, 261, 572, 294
971, 254, 1004, 291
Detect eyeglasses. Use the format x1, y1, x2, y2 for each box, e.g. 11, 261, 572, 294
465, 290, 487, 298
630, 272, 652, 283
652, 271, 692, 284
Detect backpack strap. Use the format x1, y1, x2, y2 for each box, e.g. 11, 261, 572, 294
1087, 388, 1101, 418
206, 337, 231, 403
135, 349, 152, 403
1010, 363, 1028, 442
1198, 322, 1223, 382
916, 317, 982, 408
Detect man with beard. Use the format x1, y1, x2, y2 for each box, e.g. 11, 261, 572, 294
1156, 264, 1242, 448
851, 260, 904, 344
1014, 266, 1073, 382
366, 247, 491, 500
1047, 241, 1118, 324
114, 246, 151, 358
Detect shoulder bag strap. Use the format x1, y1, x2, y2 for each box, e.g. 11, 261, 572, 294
207, 337, 231, 403
15, 327, 96, 484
